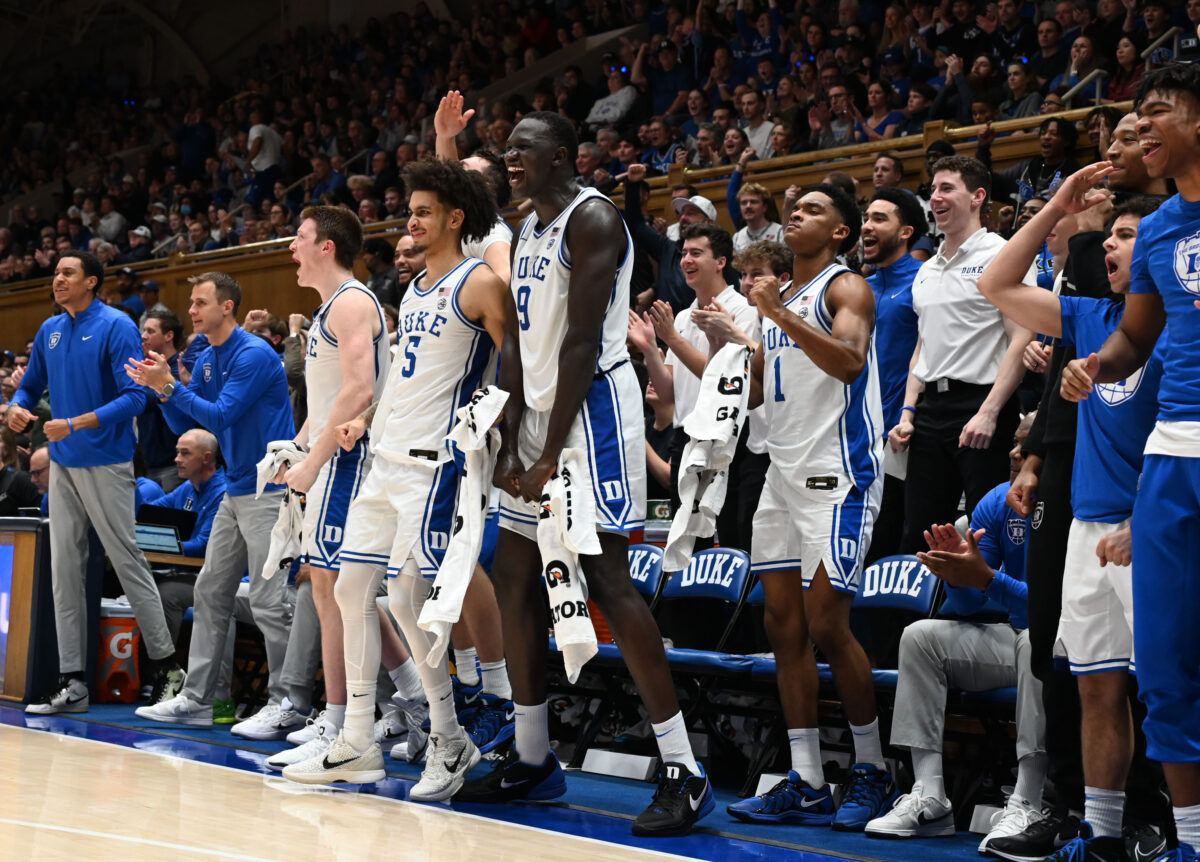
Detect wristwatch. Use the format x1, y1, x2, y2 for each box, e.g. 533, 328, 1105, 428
161, 381, 175, 398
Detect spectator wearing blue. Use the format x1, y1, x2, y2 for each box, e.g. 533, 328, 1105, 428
863, 187, 927, 563
306, 153, 346, 204
631, 39, 694, 122
128, 270, 295, 729
9, 251, 184, 716
735, 0, 784, 76
867, 415, 1045, 848
639, 118, 683, 176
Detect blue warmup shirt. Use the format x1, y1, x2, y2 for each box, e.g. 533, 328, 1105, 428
160, 326, 293, 497
1059, 296, 1163, 522
938, 480, 1031, 629
865, 254, 922, 435
141, 469, 228, 557
1129, 194, 1200, 421
14, 297, 148, 467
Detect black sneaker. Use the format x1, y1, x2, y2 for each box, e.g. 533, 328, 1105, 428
1126, 824, 1169, 862
25, 675, 89, 715
1047, 822, 1130, 862
987, 814, 1086, 861
145, 663, 187, 707
632, 761, 714, 837
453, 743, 567, 803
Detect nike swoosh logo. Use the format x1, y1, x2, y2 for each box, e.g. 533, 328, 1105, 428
688, 785, 706, 811
1134, 837, 1167, 860
916, 811, 944, 824
351, 692, 369, 698
439, 692, 452, 702
65, 693, 87, 704
799, 797, 826, 809
500, 778, 527, 789
82, 336, 93, 341
504, 709, 515, 721
446, 748, 465, 773
322, 753, 359, 769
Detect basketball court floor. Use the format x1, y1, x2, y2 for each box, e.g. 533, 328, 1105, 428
0, 703, 982, 861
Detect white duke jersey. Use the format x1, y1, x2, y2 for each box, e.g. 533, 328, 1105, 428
306, 279, 391, 445
761, 262, 884, 491
512, 186, 632, 411
371, 257, 495, 464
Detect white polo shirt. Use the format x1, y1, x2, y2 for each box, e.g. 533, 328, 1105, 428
667, 284, 760, 428
912, 228, 1035, 386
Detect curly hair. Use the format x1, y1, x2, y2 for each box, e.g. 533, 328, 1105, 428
402, 159, 498, 244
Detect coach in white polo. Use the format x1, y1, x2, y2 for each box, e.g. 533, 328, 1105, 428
887, 156, 1035, 551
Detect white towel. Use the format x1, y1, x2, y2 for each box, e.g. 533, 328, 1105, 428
538, 448, 601, 683
664, 344, 753, 572
418, 386, 509, 666
255, 440, 307, 580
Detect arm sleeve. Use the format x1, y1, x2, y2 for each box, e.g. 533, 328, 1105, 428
94, 319, 151, 427
971, 491, 1006, 571
624, 182, 672, 258
984, 571, 1028, 619
179, 495, 218, 557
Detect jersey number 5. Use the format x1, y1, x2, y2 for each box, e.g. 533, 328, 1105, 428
401, 335, 421, 378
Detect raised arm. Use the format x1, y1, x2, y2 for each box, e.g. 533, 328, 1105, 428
434, 90, 475, 162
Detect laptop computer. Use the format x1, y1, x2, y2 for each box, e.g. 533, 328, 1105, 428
135, 505, 198, 555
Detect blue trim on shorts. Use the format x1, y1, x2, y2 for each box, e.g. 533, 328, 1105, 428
582, 372, 634, 531
308, 442, 368, 568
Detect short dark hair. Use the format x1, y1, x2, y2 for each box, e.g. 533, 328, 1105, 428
822, 171, 858, 203
190, 271, 242, 315
807, 183, 862, 255
363, 237, 394, 260
1111, 195, 1162, 223
930, 155, 991, 205
521, 111, 579, 166
299, 205, 363, 270
876, 152, 904, 176
680, 222, 734, 265
672, 184, 700, 197
870, 187, 928, 249
467, 148, 512, 209
733, 240, 793, 277
403, 159, 497, 244
1134, 63, 1200, 112
58, 250, 104, 290
146, 308, 185, 350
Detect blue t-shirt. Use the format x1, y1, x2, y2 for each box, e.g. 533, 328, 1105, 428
1059, 296, 1164, 521
865, 254, 921, 434
160, 327, 293, 497
938, 481, 1031, 629
14, 298, 148, 468
1129, 194, 1200, 421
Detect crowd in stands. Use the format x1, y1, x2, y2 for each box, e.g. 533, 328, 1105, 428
4, 0, 1200, 857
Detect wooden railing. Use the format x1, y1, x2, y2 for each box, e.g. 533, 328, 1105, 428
0, 102, 1127, 347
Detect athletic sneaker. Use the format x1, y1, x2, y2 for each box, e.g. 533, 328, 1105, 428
145, 664, 186, 707
986, 814, 1085, 861
410, 731, 482, 802
212, 698, 237, 724
266, 716, 337, 772
135, 693, 213, 727
834, 763, 900, 831
979, 797, 1046, 854
727, 771, 836, 825
464, 694, 516, 754
1153, 843, 1198, 862
393, 693, 429, 761
281, 732, 386, 785
25, 676, 89, 715
375, 707, 406, 745
633, 761, 715, 837
453, 744, 567, 803
864, 783, 955, 838
1047, 822, 1129, 862
287, 710, 326, 746
1126, 825, 1169, 862
231, 700, 312, 741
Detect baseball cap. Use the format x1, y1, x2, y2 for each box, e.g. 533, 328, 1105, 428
118, 266, 137, 278
130, 225, 151, 238
671, 195, 718, 221
141, 280, 160, 292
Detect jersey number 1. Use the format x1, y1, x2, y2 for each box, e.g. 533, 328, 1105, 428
773, 355, 785, 402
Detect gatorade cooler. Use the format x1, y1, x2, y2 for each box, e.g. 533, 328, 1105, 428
96, 601, 141, 703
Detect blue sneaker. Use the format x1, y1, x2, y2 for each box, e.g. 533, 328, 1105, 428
727, 771, 836, 825
833, 763, 899, 831
453, 743, 567, 803
1046, 821, 1128, 862
1155, 843, 1199, 862
633, 761, 715, 837
465, 694, 516, 754
420, 676, 483, 732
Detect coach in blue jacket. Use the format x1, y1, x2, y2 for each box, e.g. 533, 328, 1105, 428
128, 270, 296, 729
7, 251, 184, 715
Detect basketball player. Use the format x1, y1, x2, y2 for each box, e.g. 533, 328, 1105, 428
253, 206, 391, 764
1059, 64, 1200, 862
726, 185, 898, 830
454, 111, 713, 838
282, 160, 508, 803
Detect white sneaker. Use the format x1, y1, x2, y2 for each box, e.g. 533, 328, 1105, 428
864, 784, 955, 838
393, 693, 429, 762
267, 717, 337, 772
287, 710, 327, 746
282, 731, 386, 785
978, 796, 1044, 854
409, 730, 481, 802
26, 677, 89, 715
135, 693, 213, 727
231, 700, 312, 741
375, 706, 406, 745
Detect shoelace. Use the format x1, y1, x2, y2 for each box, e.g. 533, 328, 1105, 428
841, 770, 883, 805
991, 804, 1039, 834
1049, 837, 1088, 862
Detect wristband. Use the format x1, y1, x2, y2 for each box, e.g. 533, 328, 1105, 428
901, 405, 916, 415
67, 418, 74, 433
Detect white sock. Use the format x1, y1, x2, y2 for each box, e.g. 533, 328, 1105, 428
1175, 802, 1200, 849
324, 703, 345, 730
651, 712, 699, 774
514, 701, 550, 766
426, 677, 458, 738
911, 747, 947, 803
787, 727, 826, 788
454, 648, 480, 686
389, 658, 424, 701
1013, 752, 1048, 809
1084, 786, 1125, 838
343, 681, 375, 751
849, 717, 886, 769
480, 659, 512, 700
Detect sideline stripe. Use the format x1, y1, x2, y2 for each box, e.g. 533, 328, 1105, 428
0, 817, 282, 862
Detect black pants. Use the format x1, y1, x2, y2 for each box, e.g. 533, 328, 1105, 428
866, 472, 905, 564
900, 382, 1020, 554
